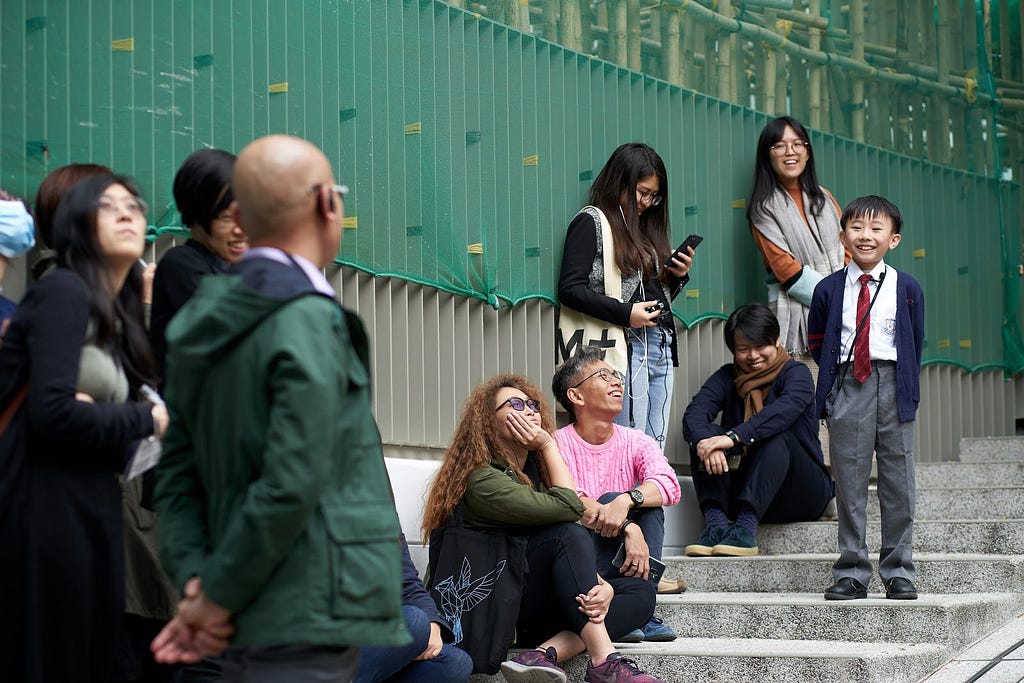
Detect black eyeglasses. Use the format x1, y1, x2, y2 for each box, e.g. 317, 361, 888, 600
495, 397, 541, 413
636, 188, 663, 206
571, 367, 626, 389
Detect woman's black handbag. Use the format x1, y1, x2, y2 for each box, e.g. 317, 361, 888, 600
426, 505, 528, 674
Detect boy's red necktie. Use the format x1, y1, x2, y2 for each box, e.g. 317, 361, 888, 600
853, 273, 872, 383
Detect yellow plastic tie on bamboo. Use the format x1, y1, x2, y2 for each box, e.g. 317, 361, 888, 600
343, 217, 357, 229
912, 248, 926, 258
685, 289, 700, 299
268, 82, 288, 93
405, 122, 422, 135
467, 243, 484, 254
964, 69, 978, 104
112, 38, 135, 51
937, 339, 951, 349
523, 154, 539, 166
959, 340, 972, 349
731, 198, 746, 209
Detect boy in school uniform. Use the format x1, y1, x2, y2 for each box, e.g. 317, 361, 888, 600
808, 195, 925, 601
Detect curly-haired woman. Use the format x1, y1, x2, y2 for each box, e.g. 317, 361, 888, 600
422, 374, 665, 683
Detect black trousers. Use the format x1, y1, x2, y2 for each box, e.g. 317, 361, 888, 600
690, 430, 834, 523
515, 522, 654, 645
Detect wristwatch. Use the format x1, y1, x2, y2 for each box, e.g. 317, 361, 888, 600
725, 430, 742, 447
627, 488, 644, 508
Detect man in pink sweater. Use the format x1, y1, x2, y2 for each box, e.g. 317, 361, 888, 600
553, 346, 682, 643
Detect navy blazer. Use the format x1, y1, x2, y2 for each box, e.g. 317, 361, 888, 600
807, 266, 925, 423
682, 358, 827, 472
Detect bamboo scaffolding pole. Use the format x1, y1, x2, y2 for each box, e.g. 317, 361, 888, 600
762, 9, 779, 115
560, 0, 582, 52
808, 0, 824, 128
911, 0, 932, 156
1020, 0, 1024, 83
1000, 0, 1012, 80
662, 6, 683, 86
542, 0, 559, 44
628, 0, 642, 71
611, 0, 628, 67
717, 0, 736, 102
849, 0, 865, 141
684, 8, 705, 92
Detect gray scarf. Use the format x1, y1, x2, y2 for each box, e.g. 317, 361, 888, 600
752, 187, 844, 352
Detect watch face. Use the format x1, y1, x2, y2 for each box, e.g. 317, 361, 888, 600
630, 489, 644, 506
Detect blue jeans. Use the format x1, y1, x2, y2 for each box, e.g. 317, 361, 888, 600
592, 491, 666, 573
354, 604, 472, 683
614, 325, 674, 450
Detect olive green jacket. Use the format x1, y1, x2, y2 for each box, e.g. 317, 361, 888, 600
461, 456, 585, 529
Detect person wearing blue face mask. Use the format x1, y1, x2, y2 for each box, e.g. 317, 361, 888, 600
0, 189, 36, 331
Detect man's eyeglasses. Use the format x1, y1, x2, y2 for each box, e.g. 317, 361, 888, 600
636, 189, 663, 206
572, 367, 626, 389
770, 140, 808, 156
310, 183, 349, 199
495, 397, 542, 413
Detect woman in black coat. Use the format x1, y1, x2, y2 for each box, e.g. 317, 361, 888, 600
0, 175, 169, 682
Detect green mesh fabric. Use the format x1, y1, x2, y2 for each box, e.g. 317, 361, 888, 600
1, 1, 1020, 372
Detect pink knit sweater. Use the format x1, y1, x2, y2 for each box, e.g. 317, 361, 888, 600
554, 424, 681, 506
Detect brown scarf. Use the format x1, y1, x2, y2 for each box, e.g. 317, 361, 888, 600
734, 347, 792, 422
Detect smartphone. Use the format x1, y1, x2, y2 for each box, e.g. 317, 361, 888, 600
612, 543, 667, 585
665, 234, 703, 268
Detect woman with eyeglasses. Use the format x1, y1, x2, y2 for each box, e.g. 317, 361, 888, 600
747, 116, 849, 359
421, 374, 666, 683
150, 148, 248, 385
557, 142, 693, 451
0, 174, 169, 682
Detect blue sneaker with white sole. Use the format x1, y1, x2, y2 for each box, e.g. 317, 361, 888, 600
641, 615, 677, 642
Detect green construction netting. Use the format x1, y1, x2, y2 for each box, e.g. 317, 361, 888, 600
0, 0, 1020, 372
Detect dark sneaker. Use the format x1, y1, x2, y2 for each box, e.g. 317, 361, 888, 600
585, 652, 666, 683
616, 628, 644, 643
500, 647, 567, 683
640, 615, 677, 642
684, 525, 726, 557
711, 524, 759, 556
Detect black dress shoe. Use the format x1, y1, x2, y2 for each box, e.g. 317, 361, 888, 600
824, 577, 868, 600
885, 577, 918, 600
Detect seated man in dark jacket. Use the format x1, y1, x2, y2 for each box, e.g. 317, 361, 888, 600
355, 535, 472, 683
682, 303, 835, 557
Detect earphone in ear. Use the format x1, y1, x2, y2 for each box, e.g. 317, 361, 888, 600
327, 188, 335, 213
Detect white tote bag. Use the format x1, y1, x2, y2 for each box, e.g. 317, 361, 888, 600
555, 207, 628, 376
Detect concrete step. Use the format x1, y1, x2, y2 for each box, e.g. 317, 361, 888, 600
471, 639, 950, 683
916, 460, 1024, 488
751, 519, 1024, 555
867, 485, 1024, 520
665, 554, 1024, 594
920, 612, 1024, 681
653, 592, 1024, 651
959, 437, 1024, 463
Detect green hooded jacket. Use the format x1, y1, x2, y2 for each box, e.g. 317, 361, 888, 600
154, 257, 408, 649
